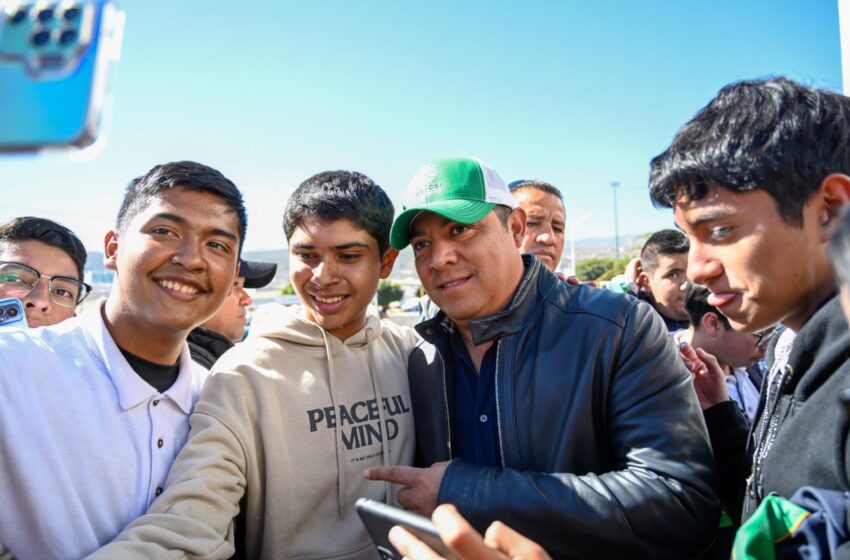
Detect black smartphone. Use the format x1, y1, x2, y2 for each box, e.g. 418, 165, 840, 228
355, 498, 460, 560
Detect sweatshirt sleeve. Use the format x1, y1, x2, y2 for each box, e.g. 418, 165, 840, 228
437, 301, 721, 559
87, 373, 252, 560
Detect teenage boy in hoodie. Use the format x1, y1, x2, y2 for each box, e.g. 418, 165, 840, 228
92, 171, 419, 559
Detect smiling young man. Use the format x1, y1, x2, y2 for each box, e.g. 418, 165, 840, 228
0, 216, 90, 327
648, 77, 850, 528
0, 161, 245, 560
91, 170, 419, 559
365, 157, 719, 559
508, 179, 565, 272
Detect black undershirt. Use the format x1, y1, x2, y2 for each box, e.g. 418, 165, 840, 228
118, 347, 180, 393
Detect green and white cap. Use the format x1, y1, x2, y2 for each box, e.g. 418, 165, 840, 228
390, 157, 515, 250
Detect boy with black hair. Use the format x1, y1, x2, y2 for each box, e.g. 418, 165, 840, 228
677, 283, 768, 421
93, 170, 419, 559
649, 76, 850, 527
635, 228, 690, 331
0, 216, 91, 327
0, 161, 244, 559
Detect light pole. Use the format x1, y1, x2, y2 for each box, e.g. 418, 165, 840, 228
611, 181, 621, 260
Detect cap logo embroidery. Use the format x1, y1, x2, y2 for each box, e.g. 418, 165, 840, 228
412, 164, 442, 201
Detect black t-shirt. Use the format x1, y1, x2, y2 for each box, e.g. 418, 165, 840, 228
118, 347, 180, 393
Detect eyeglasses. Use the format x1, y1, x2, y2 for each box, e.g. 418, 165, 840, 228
0, 261, 91, 308
754, 328, 776, 347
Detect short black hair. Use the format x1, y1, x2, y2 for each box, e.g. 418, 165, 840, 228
283, 171, 394, 254
649, 77, 850, 227
640, 229, 689, 274
828, 208, 850, 288
116, 161, 247, 253
509, 179, 564, 202
0, 217, 87, 280
684, 282, 730, 330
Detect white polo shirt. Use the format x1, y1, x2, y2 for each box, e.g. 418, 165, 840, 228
0, 303, 209, 560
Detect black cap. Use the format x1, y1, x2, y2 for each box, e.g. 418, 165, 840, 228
239, 259, 277, 289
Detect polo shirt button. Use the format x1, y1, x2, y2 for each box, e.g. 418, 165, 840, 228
157, 438, 164, 448
155, 486, 163, 496
479, 414, 488, 423
152, 399, 159, 406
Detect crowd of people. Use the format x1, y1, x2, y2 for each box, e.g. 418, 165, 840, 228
1, 75, 850, 560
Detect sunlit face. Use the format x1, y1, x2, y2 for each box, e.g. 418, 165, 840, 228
0, 240, 80, 327
674, 185, 830, 333
409, 209, 525, 329
289, 218, 396, 341
104, 187, 241, 336
201, 276, 252, 341
513, 187, 565, 271
642, 253, 688, 321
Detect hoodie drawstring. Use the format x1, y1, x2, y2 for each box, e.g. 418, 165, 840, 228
320, 329, 347, 520
366, 327, 391, 503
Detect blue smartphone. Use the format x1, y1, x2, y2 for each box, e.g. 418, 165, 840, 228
0, 297, 27, 330
0, 0, 124, 153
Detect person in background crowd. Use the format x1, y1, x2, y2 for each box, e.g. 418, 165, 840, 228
91, 170, 419, 559
633, 229, 690, 332
649, 77, 850, 534
508, 179, 565, 272
0, 216, 90, 327
0, 161, 244, 560
187, 258, 277, 369
677, 283, 768, 422
366, 157, 719, 559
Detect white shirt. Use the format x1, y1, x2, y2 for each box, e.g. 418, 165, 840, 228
726, 367, 762, 421
0, 303, 209, 560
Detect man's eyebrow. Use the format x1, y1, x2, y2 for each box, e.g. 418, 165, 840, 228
291, 242, 315, 250
150, 212, 239, 243
686, 209, 734, 228
334, 242, 371, 250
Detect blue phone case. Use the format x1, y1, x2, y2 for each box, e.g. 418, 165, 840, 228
0, 0, 124, 152
0, 297, 27, 330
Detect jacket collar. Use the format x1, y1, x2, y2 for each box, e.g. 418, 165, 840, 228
416, 254, 556, 346
784, 292, 848, 393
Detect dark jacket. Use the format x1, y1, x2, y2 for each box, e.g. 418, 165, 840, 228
408, 256, 720, 559
187, 326, 234, 370
706, 294, 850, 534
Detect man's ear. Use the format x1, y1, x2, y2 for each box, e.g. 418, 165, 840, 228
636, 271, 651, 292
509, 207, 527, 248
379, 247, 399, 279
817, 173, 850, 240
103, 230, 119, 271
702, 312, 721, 336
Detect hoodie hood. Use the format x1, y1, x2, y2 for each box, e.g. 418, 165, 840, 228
248, 303, 382, 348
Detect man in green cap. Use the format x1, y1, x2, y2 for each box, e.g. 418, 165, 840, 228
365, 157, 720, 558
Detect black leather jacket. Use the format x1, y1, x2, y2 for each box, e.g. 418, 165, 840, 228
408, 256, 720, 559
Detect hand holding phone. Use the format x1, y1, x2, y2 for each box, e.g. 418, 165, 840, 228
0, 298, 27, 330
356, 498, 459, 560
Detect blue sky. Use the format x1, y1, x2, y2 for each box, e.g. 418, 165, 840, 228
1, 0, 842, 252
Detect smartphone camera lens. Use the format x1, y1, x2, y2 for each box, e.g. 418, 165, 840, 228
58, 28, 76, 45
36, 6, 54, 22
30, 28, 51, 47
0, 307, 6, 318
7, 307, 17, 318
62, 5, 80, 21
7, 8, 29, 25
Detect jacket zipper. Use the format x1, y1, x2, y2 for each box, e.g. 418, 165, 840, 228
494, 340, 506, 467
441, 355, 453, 459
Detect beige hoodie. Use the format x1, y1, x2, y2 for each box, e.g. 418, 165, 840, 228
89, 304, 419, 560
